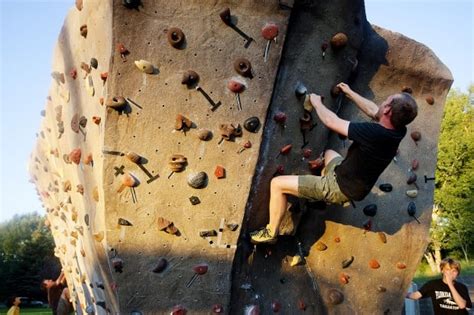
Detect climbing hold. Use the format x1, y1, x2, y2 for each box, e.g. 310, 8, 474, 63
92, 116, 101, 124
410, 131, 421, 145
378, 232, 387, 244
84, 214, 90, 226
69, 148, 82, 165
290, 255, 304, 267
411, 159, 419, 171
402, 86, 413, 94
168, 154, 187, 172
83, 153, 93, 165
396, 262, 407, 269
212, 304, 224, 314
426, 95, 435, 105
244, 117, 260, 133
111, 257, 123, 273
273, 112, 287, 125
93, 232, 104, 242
363, 219, 372, 231
339, 272, 350, 284
116, 43, 130, 61
219, 8, 232, 25
126, 152, 142, 164
197, 129, 212, 141
363, 204, 377, 217
80, 25, 87, 38
187, 172, 207, 189
302, 148, 312, 158
122, 173, 140, 188
62, 181, 71, 192
277, 144, 292, 157
342, 256, 354, 268
152, 257, 168, 273
261, 22, 279, 40
308, 157, 324, 171
167, 27, 185, 48
181, 70, 199, 87
51, 71, 65, 84
90, 58, 98, 69
79, 116, 87, 128
234, 58, 253, 78
100, 72, 108, 84
106, 96, 127, 110
122, 0, 141, 9
157, 217, 179, 235
199, 230, 217, 237
75, 0, 83, 10
193, 263, 209, 275
334, 236, 341, 243
175, 114, 192, 132
214, 165, 225, 179
369, 259, 380, 269
189, 196, 200, 205
330, 85, 342, 98
297, 299, 306, 311
330, 32, 348, 49
407, 172, 418, 185
134, 59, 155, 74
407, 201, 420, 223
77, 184, 84, 194
227, 79, 245, 111
315, 241, 327, 251
326, 289, 344, 305
70, 68, 77, 80
227, 223, 239, 231
271, 300, 281, 312
118, 218, 132, 226
379, 183, 393, 192
377, 285, 387, 293
406, 189, 418, 198
219, 123, 242, 141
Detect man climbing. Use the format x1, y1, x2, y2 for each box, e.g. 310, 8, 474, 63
250, 82, 418, 244
406, 258, 472, 314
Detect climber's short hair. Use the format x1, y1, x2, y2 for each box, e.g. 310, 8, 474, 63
440, 258, 462, 274
389, 92, 418, 129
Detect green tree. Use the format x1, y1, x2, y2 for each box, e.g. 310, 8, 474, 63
431, 87, 474, 263
0, 213, 59, 301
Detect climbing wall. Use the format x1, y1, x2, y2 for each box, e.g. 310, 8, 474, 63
29, 0, 452, 314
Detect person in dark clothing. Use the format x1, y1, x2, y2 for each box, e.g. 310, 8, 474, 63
41, 271, 66, 315
406, 258, 472, 314
251, 82, 418, 244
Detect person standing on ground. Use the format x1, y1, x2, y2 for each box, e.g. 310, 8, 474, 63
406, 258, 472, 314
6, 296, 21, 315
250, 82, 418, 244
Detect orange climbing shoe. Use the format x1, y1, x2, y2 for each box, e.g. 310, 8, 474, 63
250, 225, 277, 244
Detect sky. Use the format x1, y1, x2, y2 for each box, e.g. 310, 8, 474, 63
0, 0, 472, 223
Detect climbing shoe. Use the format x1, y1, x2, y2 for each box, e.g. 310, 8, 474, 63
250, 225, 277, 244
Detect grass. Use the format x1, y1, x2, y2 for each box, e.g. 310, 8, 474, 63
0, 308, 52, 315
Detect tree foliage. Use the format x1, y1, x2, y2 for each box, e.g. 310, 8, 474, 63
0, 213, 60, 302
432, 87, 474, 261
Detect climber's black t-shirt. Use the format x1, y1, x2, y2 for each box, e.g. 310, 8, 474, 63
419, 279, 472, 314
334, 122, 406, 201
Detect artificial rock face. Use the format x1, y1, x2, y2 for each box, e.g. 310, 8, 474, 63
30, 0, 452, 314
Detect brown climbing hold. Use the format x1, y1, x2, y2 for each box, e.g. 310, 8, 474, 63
378, 232, 387, 243
197, 129, 212, 141
122, 173, 140, 188
51, 71, 65, 84
369, 259, 380, 269
62, 180, 71, 192
93, 232, 104, 242
402, 86, 413, 94
76, 184, 84, 195
157, 217, 179, 235
187, 172, 208, 189
334, 236, 341, 243
168, 154, 187, 172
105, 96, 127, 110
342, 256, 354, 268
297, 299, 306, 311
426, 95, 435, 105
80, 24, 87, 38
125, 152, 142, 164
83, 153, 93, 165
308, 157, 324, 171
377, 285, 387, 293
69, 148, 82, 165
407, 173, 417, 185
175, 114, 192, 131
326, 289, 344, 305
92, 116, 101, 124
330, 32, 348, 49
116, 43, 129, 55
75, 0, 83, 10
396, 262, 407, 269
100, 72, 108, 84
271, 300, 281, 312
167, 27, 185, 48
63, 154, 71, 164
234, 58, 253, 78
339, 272, 350, 284
219, 123, 242, 141
118, 218, 133, 226
70, 68, 77, 80
411, 131, 421, 144
181, 70, 200, 87
315, 241, 327, 251
80, 62, 91, 77
99, 97, 104, 105
214, 165, 225, 179
212, 304, 224, 314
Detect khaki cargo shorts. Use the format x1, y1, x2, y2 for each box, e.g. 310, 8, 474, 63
298, 156, 349, 205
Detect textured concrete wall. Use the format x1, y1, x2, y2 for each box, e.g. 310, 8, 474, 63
30, 0, 452, 314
